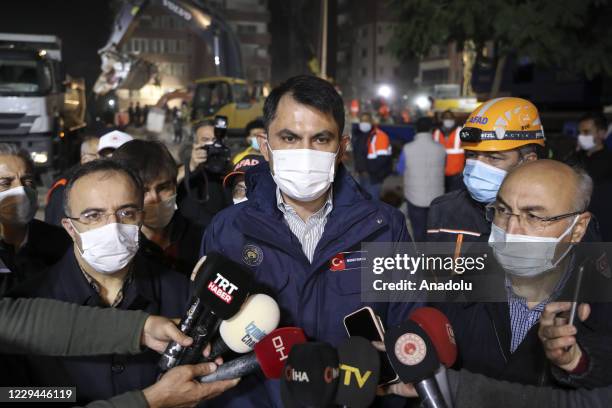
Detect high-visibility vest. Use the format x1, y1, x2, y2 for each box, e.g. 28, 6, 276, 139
433, 127, 464, 176
367, 128, 392, 159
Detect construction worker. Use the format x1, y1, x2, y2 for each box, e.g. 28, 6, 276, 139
434, 110, 464, 192
426, 97, 544, 248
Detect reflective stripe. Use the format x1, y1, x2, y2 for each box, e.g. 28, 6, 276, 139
446, 148, 465, 154
426, 228, 481, 237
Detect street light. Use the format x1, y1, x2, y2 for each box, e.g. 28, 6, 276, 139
414, 94, 430, 110
377, 84, 393, 99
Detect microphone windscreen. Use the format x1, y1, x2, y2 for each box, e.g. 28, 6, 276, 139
335, 336, 380, 408
198, 252, 252, 319
254, 327, 307, 379
281, 342, 339, 408
197, 353, 259, 383
219, 294, 281, 353
409, 307, 457, 368
384, 320, 439, 384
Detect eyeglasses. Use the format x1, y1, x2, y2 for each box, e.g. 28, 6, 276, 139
232, 184, 247, 198
66, 207, 144, 226
485, 202, 582, 232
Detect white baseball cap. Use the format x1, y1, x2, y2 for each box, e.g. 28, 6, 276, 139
97, 130, 134, 153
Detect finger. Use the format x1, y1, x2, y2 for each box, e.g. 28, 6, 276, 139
542, 324, 577, 340
190, 363, 218, 377
376, 385, 389, 396
554, 317, 568, 327
578, 303, 591, 321
541, 302, 572, 326
214, 357, 223, 366
165, 324, 193, 347
544, 336, 576, 351
372, 341, 385, 352
171, 318, 180, 325
203, 344, 211, 358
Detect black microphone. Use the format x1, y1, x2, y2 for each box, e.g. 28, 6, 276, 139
335, 336, 381, 408
158, 252, 252, 372
384, 320, 448, 408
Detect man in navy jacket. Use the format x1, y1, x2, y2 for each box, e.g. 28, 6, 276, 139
201, 75, 417, 407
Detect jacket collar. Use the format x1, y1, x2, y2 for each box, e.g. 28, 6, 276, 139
56, 249, 156, 308
239, 161, 384, 267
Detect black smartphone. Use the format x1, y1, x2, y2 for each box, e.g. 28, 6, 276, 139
343, 306, 400, 385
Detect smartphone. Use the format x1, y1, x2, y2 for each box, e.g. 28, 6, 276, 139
343, 306, 400, 385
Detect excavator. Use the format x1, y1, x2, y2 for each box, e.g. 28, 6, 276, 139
94, 0, 264, 136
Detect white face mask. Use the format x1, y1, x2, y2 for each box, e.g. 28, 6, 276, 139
488, 216, 579, 277
73, 222, 140, 274
577, 134, 596, 151
268, 143, 337, 202
442, 119, 456, 129
144, 195, 176, 229
358, 122, 372, 133
233, 196, 248, 205
0, 186, 38, 225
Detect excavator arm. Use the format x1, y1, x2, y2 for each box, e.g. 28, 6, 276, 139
94, 0, 243, 95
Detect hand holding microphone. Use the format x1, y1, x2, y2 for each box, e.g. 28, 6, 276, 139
198, 327, 307, 383
159, 252, 252, 372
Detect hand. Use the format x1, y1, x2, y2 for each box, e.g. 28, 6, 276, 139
189, 143, 208, 170
143, 363, 239, 408
538, 302, 590, 372
141, 315, 193, 353
372, 342, 417, 398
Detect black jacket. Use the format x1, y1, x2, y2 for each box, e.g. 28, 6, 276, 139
139, 212, 204, 277
7, 249, 190, 405
436, 254, 612, 389
177, 166, 232, 229
0, 219, 71, 296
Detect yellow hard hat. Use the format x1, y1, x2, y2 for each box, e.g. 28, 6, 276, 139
459, 97, 545, 151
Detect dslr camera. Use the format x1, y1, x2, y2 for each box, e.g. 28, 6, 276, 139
201, 115, 231, 174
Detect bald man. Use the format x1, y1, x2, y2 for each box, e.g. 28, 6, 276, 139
434, 160, 612, 388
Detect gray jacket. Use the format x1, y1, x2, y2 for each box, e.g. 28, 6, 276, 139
402, 132, 446, 207
0, 297, 149, 408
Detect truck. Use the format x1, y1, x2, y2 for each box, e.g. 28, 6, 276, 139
0, 33, 86, 171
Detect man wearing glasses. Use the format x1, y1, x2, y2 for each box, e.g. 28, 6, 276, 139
436, 160, 612, 388
9, 159, 190, 404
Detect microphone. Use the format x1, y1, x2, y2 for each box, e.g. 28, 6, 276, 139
159, 252, 252, 372
409, 307, 458, 408
206, 293, 281, 360
335, 336, 380, 408
280, 342, 340, 408
384, 320, 448, 408
198, 327, 307, 383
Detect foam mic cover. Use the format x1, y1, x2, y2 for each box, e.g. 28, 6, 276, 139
254, 327, 307, 379
384, 320, 440, 384
409, 307, 457, 368
335, 336, 380, 408
198, 352, 259, 383
197, 252, 253, 319
218, 293, 281, 354
280, 342, 339, 408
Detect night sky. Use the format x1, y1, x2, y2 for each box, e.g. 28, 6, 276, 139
0, 1, 114, 92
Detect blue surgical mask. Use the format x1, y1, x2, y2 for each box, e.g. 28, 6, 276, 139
250, 137, 260, 150
463, 158, 508, 203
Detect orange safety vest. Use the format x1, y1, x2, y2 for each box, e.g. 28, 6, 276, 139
367, 128, 392, 159
433, 127, 464, 176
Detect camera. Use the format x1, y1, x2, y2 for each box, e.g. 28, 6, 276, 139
202, 115, 231, 175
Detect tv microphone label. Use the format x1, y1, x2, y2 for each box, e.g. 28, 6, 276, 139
207, 273, 238, 304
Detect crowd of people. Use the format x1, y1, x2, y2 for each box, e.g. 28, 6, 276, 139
1, 74, 612, 407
